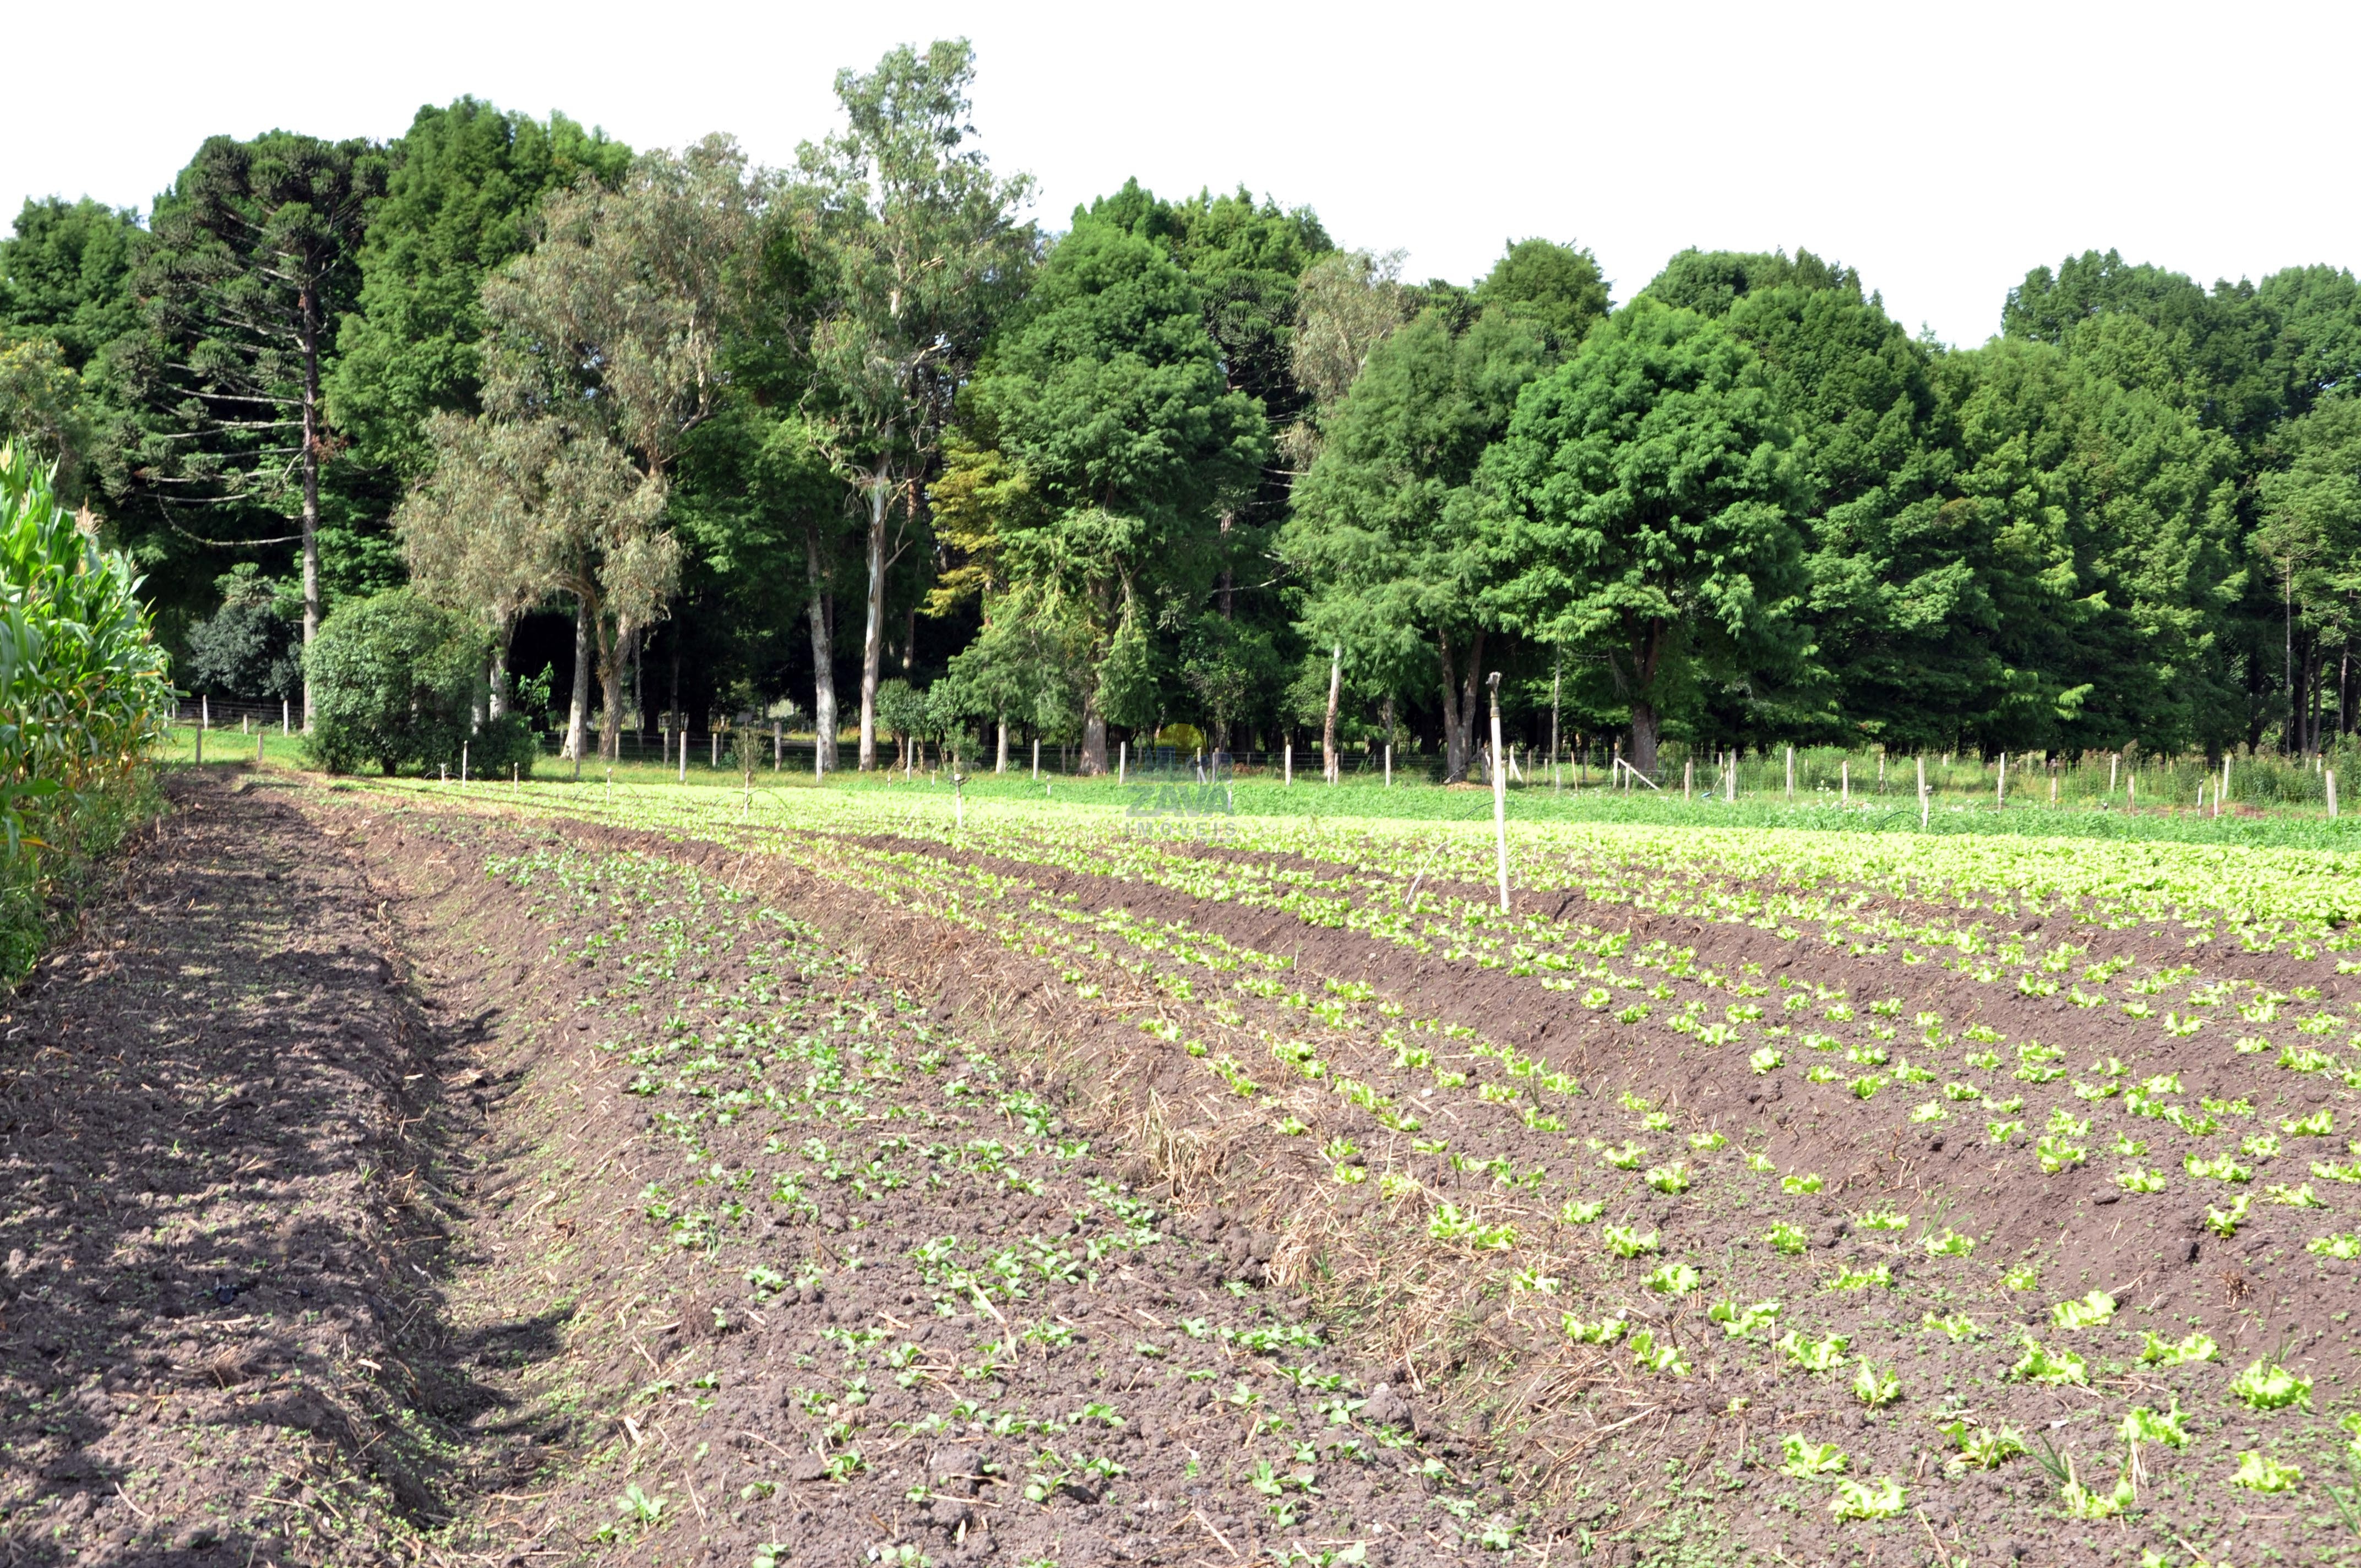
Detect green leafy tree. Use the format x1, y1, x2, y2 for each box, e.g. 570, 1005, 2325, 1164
0, 338, 96, 505
1074, 178, 1333, 635
182, 564, 301, 700
965, 222, 1266, 771
1936, 337, 2240, 755
0, 198, 148, 368
301, 587, 483, 775
1282, 304, 1548, 779
2256, 396, 2361, 751
1649, 251, 1969, 747
1473, 238, 1609, 354
330, 99, 630, 477
1478, 300, 1811, 774
394, 413, 670, 759
481, 137, 754, 758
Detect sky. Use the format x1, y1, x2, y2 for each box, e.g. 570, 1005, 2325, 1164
8, 0, 2353, 348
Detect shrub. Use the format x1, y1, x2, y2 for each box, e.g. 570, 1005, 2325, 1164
302, 590, 491, 776
181, 564, 300, 700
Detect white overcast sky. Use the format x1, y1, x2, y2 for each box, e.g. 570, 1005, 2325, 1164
9, 0, 2350, 349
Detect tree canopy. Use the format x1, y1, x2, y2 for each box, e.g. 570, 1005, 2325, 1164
4, 48, 2358, 771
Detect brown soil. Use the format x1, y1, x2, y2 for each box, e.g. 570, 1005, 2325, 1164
9, 772, 2358, 1568
569, 815, 2361, 1567
1, 775, 1500, 1566
0, 775, 461, 1562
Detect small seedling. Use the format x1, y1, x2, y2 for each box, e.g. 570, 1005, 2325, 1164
2230, 1451, 2303, 1492
1829, 1476, 1905, 1521
1779, 1434, 1848, 1478
1851, 1363, 1901, 1406
2228, 1359, 2311, 1411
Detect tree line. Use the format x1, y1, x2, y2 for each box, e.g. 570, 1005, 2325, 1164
2, 39, 2357, 778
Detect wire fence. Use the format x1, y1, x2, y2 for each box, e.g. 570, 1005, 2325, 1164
163, 701, 2349, 811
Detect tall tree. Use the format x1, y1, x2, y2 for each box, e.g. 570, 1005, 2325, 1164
797, 39, 1036, 770
1644, 249, 1967, 747
2255, 396, 2361, 750
331, 99, 630, 477
0, 198, 148, 368
481, 136, 755, 758
119, 133, 386, 727
964, 223, 1266, 771
1074, 178, 1332, 648
393, 411, 565, 716
1285, 249, 1407, 464
1478, 300, 1810, 773
1931, 336, 2240, 755
1281, 300, 1550, 780
1472, 237, 1609, 354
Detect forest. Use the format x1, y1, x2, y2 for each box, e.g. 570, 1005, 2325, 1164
3, 37, 2357, 781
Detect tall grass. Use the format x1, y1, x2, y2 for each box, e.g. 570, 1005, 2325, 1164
0, 445, 174, 980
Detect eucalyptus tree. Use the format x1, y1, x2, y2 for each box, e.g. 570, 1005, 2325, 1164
480, 135, 756, 757
795, 39, 1036, 770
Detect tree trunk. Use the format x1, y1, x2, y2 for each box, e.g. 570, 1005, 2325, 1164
1629, 699, 1662, 775
1435, 629, 1484, 784
2332, 633, 2351, 737
2306, 643, 2324, 754
1218, 510, 1234, 619
1080, 693, 1109, 775
669, 633, 681, 754
565, 596, 594, 761
2284, 562, 2297, 754
806, 520, 839, 772
1549, 650, 1562, 780
857, 444, 893, 771
599, 615, 625, 760
1437, 630, 1464, 782
1617, 616, 1668, 776
1454, 629, 1485, 777
487, 624, 511, 720
995, 718, 1008, 773
298, 284, 323, 733
1322, 643, 1342, 783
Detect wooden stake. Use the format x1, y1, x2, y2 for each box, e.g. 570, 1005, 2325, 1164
1487, 673, 1509, 914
